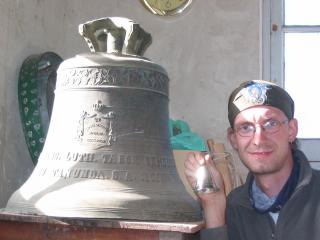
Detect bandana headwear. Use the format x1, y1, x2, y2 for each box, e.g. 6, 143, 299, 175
228, 80, 295, 127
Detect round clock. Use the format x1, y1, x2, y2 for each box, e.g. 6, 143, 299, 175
141, 0, 192, 16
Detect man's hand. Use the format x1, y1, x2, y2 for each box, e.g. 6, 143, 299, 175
184, 152, 227, 228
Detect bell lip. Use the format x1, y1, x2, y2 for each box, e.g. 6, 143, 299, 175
57, 53, 168, 76
4, 188, 202, 222
0, 209, 203, 231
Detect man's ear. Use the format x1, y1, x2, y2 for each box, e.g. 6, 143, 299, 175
227, 127, 238, 150
288, 118, 298, 143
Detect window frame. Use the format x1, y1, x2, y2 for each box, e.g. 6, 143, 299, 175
262, 0, 320, 166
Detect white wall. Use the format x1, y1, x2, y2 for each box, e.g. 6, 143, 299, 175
0, 0, 260, 207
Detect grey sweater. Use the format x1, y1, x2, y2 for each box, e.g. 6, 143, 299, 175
200, 150, 320, 240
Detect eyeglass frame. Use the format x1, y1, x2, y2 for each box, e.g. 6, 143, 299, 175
234, 118, 289, 137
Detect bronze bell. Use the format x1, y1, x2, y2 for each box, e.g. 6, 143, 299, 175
5, 17, 202, 222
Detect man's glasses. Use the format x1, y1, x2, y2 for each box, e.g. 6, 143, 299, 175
235, 119, 289, 137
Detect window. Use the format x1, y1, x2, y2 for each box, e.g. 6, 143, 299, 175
263, 0, 320, 167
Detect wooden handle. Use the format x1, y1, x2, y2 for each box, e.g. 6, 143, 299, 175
206, 139, 233, 196
206, 139, 215, 153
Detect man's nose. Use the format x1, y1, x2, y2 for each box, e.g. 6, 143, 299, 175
252, 125, 267, 145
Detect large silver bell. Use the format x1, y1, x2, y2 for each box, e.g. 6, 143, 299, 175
5, 17, 201, 222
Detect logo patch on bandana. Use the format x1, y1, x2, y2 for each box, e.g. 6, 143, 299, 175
241, 82, 270, 104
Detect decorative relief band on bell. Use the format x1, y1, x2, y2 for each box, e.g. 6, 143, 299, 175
56, 67, 169, 96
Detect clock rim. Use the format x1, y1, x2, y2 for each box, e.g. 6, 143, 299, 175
141, 0, 192, 16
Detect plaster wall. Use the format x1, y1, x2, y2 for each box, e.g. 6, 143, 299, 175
0, 0, 260, 207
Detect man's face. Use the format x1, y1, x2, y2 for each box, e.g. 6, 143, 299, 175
228, 106, 298, 175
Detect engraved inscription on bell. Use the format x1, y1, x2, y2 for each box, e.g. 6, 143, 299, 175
33, 151, 177, 183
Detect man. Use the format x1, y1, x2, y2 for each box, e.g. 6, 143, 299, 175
185, 80, 320, 240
